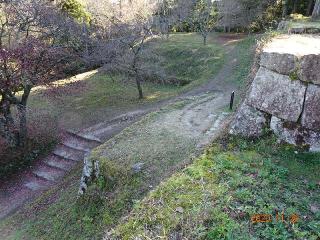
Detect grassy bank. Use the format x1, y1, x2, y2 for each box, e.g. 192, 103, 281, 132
4, 98, 203, 240
1, 33, 225, 180
28, 33, 225, 131
114, 136, 320, 240
154, 33, 224, 89
0, 33, 256, 240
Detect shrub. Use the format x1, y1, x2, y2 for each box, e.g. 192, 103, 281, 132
249, 2, 283, 33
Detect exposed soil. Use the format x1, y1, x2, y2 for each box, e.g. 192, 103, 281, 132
0, 33, 246, 222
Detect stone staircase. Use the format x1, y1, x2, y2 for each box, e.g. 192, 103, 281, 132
0, 110, 148, 220
0, 131, 102, 219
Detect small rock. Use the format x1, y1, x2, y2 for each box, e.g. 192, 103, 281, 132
175, 207, 184, 213
310, 204, 319, 214
277, 21, 289, 31
131, 162, 145, 174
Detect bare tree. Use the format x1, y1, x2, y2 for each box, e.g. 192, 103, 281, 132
192, 0, 217, 45
217, 0, 278, 31
154, 0, 172, 39
282, 0, 289, 18
86, 0, 161, 99
109, 8, 157, 98
154, 0, 195, 36
307, 0, 315, 16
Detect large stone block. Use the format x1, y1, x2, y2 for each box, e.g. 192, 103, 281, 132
229, 103, 269, 138
260, 52, 297, 75
302, 84, 320, 131
271, 117, 320, 152
262, 35, 320, 85
247, 67, 307, 122
298, 54, 320, 85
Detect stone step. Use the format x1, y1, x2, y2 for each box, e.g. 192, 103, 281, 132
80, 110, 146, 137
62, 133, 100, 152
66, 130, 102, 144
89, 122, 120, 138
32, 165, 65, 182
43, 155, 75, 171
53, 144, 86, 162
23, 173, 55, 191
24, 181, 42, 191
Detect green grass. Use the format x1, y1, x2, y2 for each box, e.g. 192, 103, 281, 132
225, 35, 256, 88
28, 33, 225, 131
114, 136, 320, 240
28, 72, 178, 131
5, 136, 320, 240
154, 33, 225, 89
2, 73, 178, 179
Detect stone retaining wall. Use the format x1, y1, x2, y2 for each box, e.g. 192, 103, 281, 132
230, 35, 320, 152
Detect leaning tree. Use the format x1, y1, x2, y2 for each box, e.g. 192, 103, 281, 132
0, 39, 66, 147
0, 1, 73, 147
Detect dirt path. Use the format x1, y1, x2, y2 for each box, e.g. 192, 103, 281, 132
0, 34, 245, 222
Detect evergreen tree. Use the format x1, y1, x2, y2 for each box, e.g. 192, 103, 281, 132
59, 0, 91, 22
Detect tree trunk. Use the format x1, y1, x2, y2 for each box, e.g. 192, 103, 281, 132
17, 85, 31, 147
135, 75, 143, 99
119, 0, 122, 17
293, 0, 299, 13
17, 104, 27, 147
308, 0, 315, 16
0, 117, 18, 147
312, 0, 320, 19
166, 30, 170, 40
282, 0, 289, 18
0, 100, 18, 147
203, 34, 207, 45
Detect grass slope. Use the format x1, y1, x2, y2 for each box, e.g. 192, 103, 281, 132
0, 34, 254, 239
114, 136, 320, 240
155, 33, 224, 89
29, 33, 225, 131
2, 33, 224, 179
4, 98, 202, 240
